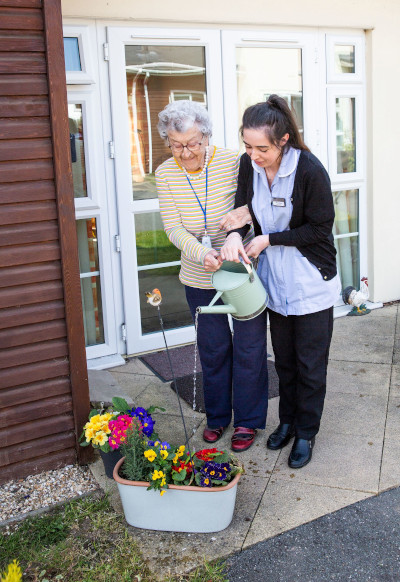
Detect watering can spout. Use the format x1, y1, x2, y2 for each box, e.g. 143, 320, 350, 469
196, 290, 237, 315
196, 303, 237, 315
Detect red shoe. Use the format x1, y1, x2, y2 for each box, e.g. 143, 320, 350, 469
231, 427, 257, 452
203, 426, 227, 443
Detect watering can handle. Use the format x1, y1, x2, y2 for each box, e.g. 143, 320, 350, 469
239, 256, 254, 283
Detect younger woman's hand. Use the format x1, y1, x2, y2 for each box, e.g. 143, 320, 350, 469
203, 249, 223, 272
219, 206, 252, 231
244, 235, 270, 259
220, 233, 251, 263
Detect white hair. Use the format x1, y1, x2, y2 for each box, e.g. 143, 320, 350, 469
157, 100, 212, 139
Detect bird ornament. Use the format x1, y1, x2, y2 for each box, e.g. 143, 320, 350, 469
342, 277, 371, 316
145, 288, 162, 307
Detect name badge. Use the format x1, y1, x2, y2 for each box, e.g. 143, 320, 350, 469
201, 235, 212, 249
272, 198, 286, 207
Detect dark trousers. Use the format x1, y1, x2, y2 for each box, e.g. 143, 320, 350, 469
185, 286, 269, 429
268, 307, 334, 439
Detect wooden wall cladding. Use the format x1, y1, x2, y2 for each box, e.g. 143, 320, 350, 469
0, 0, 91, 485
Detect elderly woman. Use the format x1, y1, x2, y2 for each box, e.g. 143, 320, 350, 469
155, 100, 268, 452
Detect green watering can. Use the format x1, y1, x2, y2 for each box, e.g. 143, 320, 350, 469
196, 260, 268, 321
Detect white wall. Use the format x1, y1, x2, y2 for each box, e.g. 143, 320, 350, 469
61, 0, 400, 302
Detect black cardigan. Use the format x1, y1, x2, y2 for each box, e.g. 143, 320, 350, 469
231, 150, 337, 280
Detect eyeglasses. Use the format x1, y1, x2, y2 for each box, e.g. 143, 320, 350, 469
167, 135, 205, 153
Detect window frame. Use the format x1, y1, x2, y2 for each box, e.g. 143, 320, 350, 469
326, 34, 364, 84
63, 24, 96, 84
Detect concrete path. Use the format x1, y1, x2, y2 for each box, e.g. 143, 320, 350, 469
88, 303, 400, 580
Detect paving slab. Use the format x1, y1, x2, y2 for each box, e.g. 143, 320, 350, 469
149, 412, 204, 447
320, 391, 387, 439
135, 378, 204, 421
88, 369, 134, 406
329, 331, 394, 364
379, 438, 400, 492
333, 312, 397, 337
244, 480, 369, 547
384, 397, 400, 438
394, 338, 400, 365
272, 431, 382, 493
109, 358, 155, 376
389, 365, 400, 399
108, 371, 153, 401
227, 486, 400, 582
326, 360, 391, 397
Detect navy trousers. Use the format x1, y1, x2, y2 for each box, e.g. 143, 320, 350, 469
185, 286, 269, 429
268, 307, 334, 439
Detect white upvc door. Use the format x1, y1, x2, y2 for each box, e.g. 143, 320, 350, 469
64, 22, 120, 362
221, 30, 320, 155
107, 27, 224, 355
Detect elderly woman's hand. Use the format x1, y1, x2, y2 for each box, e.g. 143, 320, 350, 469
219, 206, 252, 231
203, 250, 223, 273
245, 235, 270, 259
220, 233, 251, 264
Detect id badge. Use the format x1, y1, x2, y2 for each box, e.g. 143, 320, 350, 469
201, 235, 212, 249
272, 197, 286, 207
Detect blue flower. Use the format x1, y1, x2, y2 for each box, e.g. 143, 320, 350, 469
147, 440, 155, 447
201, 461, 230, 481
160, 441, 171, 450
199, 476, 212, 487
140, 414, 155, 437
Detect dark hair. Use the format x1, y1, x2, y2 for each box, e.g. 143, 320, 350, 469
240, 94, 309, 154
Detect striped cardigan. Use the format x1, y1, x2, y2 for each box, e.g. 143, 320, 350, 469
156, 147, 247, 288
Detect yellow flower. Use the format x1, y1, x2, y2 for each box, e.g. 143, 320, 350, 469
1, 560, 22, 582
161, 478, 166, 486
160, 450, 168, 460
144, 449, 157, 462
152, 470, 164, 481
178, 445, 185, 455
92, 432, 108, 446
172, 455, 179, 464
160, 490, 166, 496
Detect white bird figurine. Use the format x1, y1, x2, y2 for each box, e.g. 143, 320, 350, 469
145, 288, 162, 307
342, 277, 371, 316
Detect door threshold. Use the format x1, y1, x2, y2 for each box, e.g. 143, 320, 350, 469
87, 353, 126, 370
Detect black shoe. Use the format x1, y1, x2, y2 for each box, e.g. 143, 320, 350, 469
267, 423, 295, 450
288, 437, 315, 469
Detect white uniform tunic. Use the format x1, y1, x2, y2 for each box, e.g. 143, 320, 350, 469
252, 147, 341, 316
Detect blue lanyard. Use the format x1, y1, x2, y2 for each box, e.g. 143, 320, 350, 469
185, 168, 208, 233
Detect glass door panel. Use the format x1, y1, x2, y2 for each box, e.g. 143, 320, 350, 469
108, 27, 223, 354
76, 218, 105, 346
138, 266, 192, 334
68, 103, 87, 198
135, 211, 191, 334
125, 45, 206, 201
333, 189, 360, 291
336, 97, 356, 174
235, 47, 303, 138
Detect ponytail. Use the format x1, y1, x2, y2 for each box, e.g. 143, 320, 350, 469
241, 95, 309, 153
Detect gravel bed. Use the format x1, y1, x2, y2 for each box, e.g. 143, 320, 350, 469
0, 464, 99, 524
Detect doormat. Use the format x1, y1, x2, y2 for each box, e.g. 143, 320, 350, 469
139, 344, 201, 382
171, 361, 279, 412
139, 345, 279, 413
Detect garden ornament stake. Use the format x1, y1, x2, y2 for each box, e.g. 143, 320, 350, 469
145, 289, 195, 472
